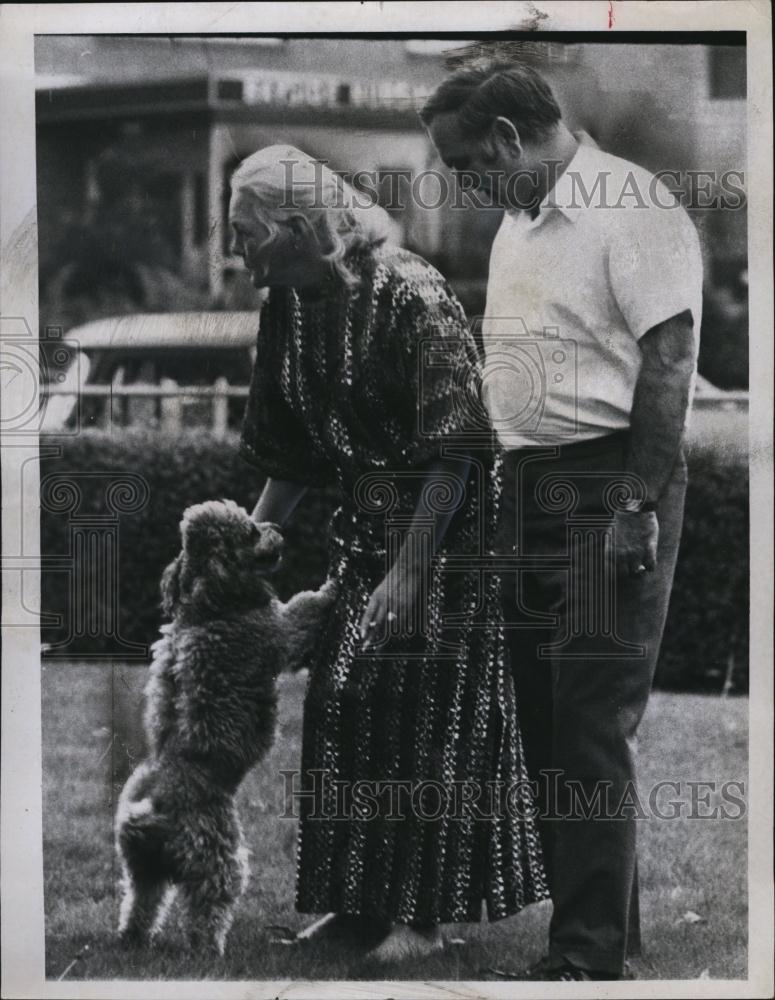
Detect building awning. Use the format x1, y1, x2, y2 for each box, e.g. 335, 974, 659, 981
67, 311, 259, 351
35, 72, 426, 128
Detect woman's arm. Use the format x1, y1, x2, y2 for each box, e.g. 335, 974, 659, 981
359, 454, 471, 649
251, 477, 309, 527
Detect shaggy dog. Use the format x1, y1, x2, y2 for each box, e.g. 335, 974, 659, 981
115, 499, 335, 955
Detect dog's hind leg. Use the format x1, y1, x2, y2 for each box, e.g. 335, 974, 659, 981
116, 796, 173, 946
118, 867, 170, 946
178, 875, 240, 957
178, 811, 250, 956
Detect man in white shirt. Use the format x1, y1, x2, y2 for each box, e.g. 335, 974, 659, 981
423, 63, 703, 981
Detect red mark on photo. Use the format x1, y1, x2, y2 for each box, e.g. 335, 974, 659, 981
608, 1, 615, 29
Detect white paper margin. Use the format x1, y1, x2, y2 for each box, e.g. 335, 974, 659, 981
2, 3, 772, 998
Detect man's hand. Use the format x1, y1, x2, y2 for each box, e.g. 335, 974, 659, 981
359, 565, 421, 651
613, 510, 659, 578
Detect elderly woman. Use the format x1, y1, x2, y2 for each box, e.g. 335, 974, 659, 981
230, 145, 547, 962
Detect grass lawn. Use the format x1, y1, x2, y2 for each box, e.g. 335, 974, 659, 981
42, 662, 748, 983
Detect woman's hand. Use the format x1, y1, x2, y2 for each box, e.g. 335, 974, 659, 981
357, 457, 471, 652
359, 563, 421, 652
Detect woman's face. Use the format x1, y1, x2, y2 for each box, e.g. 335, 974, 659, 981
229, 190, 327, 288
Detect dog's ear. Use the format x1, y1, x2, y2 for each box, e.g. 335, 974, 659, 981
160, 554, 183, 617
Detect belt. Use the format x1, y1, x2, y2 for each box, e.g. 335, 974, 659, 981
503, 429, 629, 461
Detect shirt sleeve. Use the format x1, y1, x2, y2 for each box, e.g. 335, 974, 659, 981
239, 317, 333, 488
608, 188, 704, 341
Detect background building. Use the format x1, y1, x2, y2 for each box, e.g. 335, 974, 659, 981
35, 35, 748, 384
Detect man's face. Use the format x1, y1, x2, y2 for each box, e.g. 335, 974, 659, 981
428, 110, 542, 210
427, 112, 499, 194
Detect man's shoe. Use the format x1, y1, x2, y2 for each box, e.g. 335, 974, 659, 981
523, 955, 627, 981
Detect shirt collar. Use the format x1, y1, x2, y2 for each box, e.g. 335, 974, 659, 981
535, 140, 601, 224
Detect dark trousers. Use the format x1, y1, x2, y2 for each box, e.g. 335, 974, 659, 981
498, 432, 687, 975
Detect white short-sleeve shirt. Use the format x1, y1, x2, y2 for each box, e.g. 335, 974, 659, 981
481, 142, 703, 448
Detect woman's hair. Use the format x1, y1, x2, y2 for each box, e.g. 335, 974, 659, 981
230, 144, 392, 287
420, 62, 562, 144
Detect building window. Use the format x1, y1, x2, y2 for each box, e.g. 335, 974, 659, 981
222, 155, 243, 257
193, 173, 207, 246
709, 47, 746, 99
217, 79, 244, 102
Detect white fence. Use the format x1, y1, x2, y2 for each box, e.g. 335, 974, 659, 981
45, 378, 250, 438
44, 378, 748, 439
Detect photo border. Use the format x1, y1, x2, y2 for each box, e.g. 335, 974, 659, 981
2, 3, 772, 998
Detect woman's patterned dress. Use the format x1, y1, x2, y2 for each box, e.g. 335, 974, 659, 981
240, 245, 548, 925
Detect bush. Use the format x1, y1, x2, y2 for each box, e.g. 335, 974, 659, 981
39, 430, 748, 691
39, 431, 336, 659
655, 441, 749, 693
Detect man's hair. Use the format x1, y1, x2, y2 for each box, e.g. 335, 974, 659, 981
420, 62, 562, 143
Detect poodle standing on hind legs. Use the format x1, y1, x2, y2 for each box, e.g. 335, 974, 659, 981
115, 499, 335, 955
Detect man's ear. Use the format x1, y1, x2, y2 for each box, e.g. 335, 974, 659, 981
491, 116, 522, 157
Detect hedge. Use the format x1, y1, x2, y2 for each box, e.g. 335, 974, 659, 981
657, 440, 749, 693
39, 430, 748, 693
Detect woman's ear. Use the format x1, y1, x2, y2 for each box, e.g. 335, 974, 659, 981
160, 554, 183, 617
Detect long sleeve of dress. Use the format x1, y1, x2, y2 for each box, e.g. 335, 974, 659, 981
239, 309, 333, 488
380, 261, 483, 468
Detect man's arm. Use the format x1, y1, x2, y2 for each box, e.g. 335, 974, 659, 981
615, 309, 695, 576
627, 308, 695, 501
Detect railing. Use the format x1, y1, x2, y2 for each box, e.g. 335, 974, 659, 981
44, 378, 250, 438
43, 378, 749, 438
692, 389, 749, 409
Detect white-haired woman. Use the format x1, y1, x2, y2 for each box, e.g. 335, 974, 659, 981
231, 145, 547, 962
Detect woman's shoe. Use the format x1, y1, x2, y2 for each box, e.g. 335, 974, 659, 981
364, 923, 444, 963
267, 912, 389, 948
